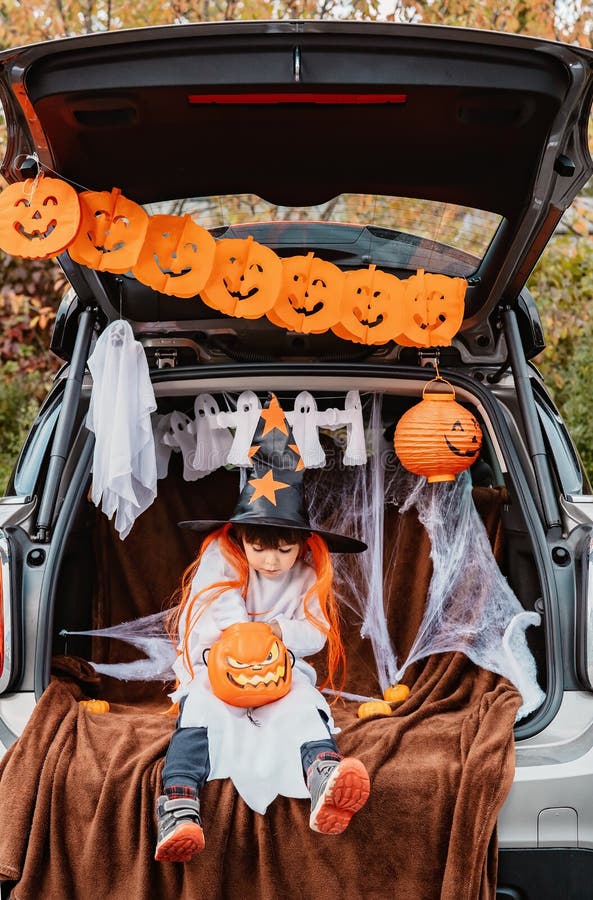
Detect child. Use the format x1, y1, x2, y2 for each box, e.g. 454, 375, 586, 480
155, 395, 369, 863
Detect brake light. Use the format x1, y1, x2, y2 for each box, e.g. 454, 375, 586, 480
187, 92, 407, 105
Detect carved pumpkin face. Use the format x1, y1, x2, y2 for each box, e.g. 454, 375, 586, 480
394, 383, 483, 482
333, 265, 406, 345
68, 188, 149, 274
201, 236, 282, 319
207, 622, 292, 708
0, 175, 81, 259
133, 214, 216, 298
399, 270, 466, 347
267, 253, 343, 333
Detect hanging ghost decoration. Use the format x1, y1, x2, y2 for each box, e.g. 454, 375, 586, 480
216, 390, 262, 467
162, 411, 200, 481
152, 412, 175, 480
286, 391, 337, 468
188, 394, 233, 476
326, 390, 367, 466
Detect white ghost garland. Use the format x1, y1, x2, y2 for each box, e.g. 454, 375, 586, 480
162, 411, 198, 480
216, 390, 262, 467
286, 391, 337, 468
152, 412, 175, 480
188, 394, 233, 477
327, 390, 368, 466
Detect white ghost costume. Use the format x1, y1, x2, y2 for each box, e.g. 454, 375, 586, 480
170, 538, 337, 814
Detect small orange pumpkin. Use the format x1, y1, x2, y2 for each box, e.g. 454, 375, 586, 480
394, 379, 483, 482
69, 187, 149, 274
0, 175, 80, 259
383, 684, 410, 704
357, 699, 392, 719
133, 214, 216, 298
268, 253, 343, 333
201, 235, 282, 319
206, 621, 292, 708
79, 699, 110, 714
333, 265, 406, 345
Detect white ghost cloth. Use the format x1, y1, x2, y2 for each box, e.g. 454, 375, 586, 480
217, 390, 262, 467
87, 320, 157, 540
287, 391, 337, 468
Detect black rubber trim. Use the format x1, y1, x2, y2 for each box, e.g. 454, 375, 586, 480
498, 848, 593, 900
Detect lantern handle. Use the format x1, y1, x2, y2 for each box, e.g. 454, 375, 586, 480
422, 375, 456, 400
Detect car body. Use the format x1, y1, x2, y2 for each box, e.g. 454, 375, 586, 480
1, 19, 593, 898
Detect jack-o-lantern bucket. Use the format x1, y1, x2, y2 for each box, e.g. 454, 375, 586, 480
206, 621, 293, 708
393, 378, 482, 482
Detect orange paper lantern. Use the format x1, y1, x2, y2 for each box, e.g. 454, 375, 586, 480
133, 213, 216, 298
0, 175, 80, 259
394, 379, 482, 482
201, 235, 282, 319
268, 252, 343, 333
332, 265, 406, 345
206, 621, 293, 708
69, 187, 149, 274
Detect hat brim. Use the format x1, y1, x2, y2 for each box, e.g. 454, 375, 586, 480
178, 517, 367, 554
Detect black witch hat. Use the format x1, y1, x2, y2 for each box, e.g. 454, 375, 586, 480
179, 393, 367, 553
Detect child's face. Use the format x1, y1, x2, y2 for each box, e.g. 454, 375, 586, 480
242, 537, 301, 579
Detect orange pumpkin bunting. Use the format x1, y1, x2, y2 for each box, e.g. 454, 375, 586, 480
332, 265, 406, 345
268, 253, 343, 333
201, 235, 282, 319
394, 378, 483, 482
206, 621, 293, 708
0, 175, 81, 259
69, 188, 149, 274
133, 214, 216, 298
398, 270, 467, 348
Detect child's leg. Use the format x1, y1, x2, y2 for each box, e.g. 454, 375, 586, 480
155, 725, 210, 863
300, 712, 370, 835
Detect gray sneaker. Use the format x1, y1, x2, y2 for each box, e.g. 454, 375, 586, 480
307, 756, 370, 834
154, 795, 205, 863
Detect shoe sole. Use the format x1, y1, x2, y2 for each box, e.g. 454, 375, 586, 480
310, 758, 370, 835
155, 821, 205, 863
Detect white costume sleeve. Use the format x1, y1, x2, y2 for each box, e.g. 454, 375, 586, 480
273, 569, 328, 659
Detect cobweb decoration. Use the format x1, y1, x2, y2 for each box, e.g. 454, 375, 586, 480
390, 467, 545, 721
306, 393, 399, 692
61, 610, 177, 682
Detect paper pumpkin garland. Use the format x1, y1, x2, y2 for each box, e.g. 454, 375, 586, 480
267, 252, 344, 334
69, 187, 149, 274
133, 214, 216, 298
0, 174, 80, 259
0, 172, 468, 347
393, 379, 482, 482
201, 235, 283, 318
333, 265, 406, 346
206, 622, 293, 708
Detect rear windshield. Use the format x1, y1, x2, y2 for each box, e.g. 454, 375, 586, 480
144, 193, 502, 278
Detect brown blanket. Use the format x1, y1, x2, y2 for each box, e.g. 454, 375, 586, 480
0, 469, 522, 899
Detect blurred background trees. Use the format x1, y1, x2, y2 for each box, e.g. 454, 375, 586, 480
1, 0, 593, 485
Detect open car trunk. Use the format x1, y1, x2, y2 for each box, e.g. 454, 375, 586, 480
0, 378, 544, 897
